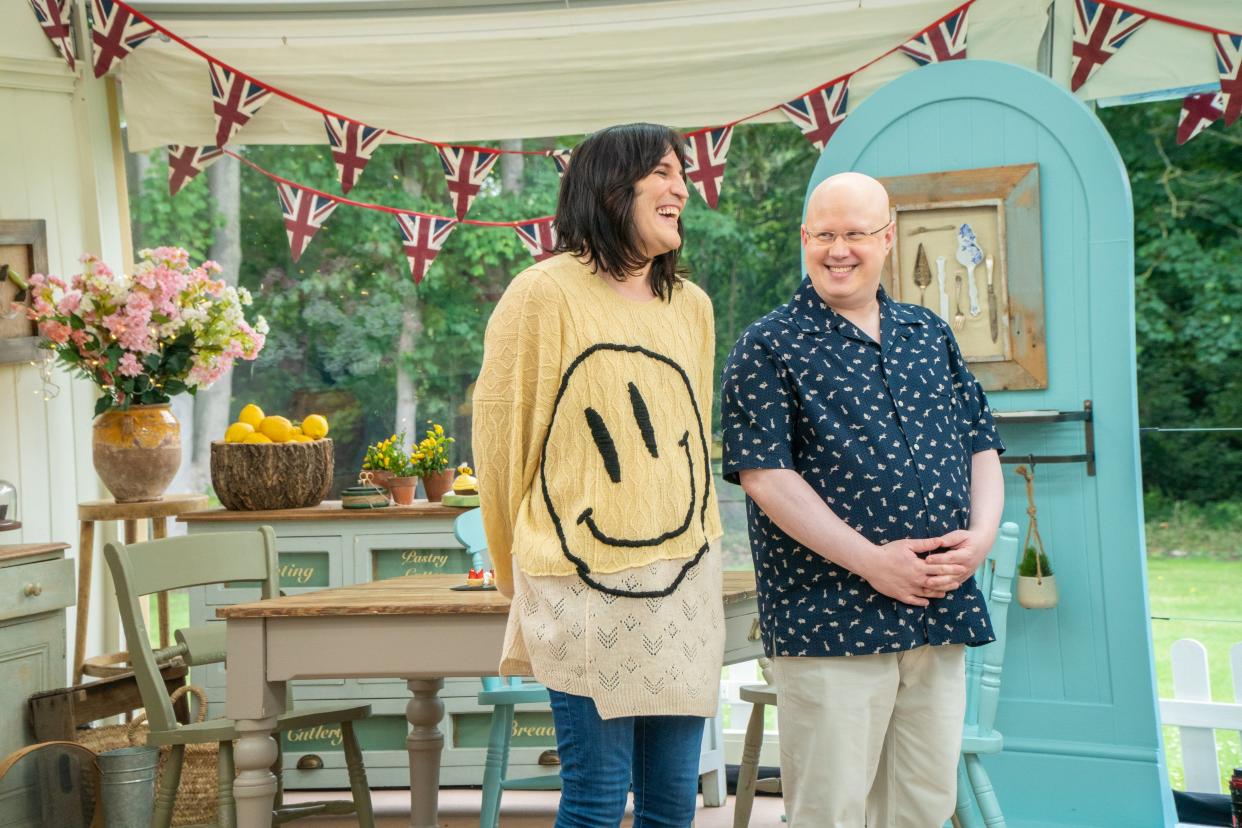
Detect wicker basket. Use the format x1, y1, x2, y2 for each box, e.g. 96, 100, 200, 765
75, 685, 221, 827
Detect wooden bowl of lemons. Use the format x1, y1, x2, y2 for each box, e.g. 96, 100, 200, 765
210, 404, 334, 511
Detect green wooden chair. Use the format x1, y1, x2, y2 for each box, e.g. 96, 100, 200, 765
952, 520, 1020, 828
103, 526, 376, 828
452, 510, 560, 828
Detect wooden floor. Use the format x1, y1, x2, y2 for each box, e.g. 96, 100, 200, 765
285, 788, 789, 826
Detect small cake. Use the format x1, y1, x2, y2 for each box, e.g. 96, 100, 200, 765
452, 464, 478, 495
466, 568, 484, 587
442, 463, 481, 508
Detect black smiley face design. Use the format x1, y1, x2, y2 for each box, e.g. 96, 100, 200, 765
539, 343, 712, 598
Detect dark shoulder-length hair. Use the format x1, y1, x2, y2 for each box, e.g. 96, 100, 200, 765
552, 123, 686, 302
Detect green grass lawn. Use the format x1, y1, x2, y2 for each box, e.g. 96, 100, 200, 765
1147, 556, 1242, 791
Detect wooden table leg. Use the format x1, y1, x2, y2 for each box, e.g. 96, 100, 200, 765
152, 517, 169, 647
227, 618, 283, 828
72, 520, 95, 685
234, 718, 280, 827
405, 678, 445, 828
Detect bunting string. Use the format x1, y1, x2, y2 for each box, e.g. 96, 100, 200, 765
27, 0, 1241, 229
80, 0, 974, 151
224, 149, 545, 228
1072, 0, 1242, 146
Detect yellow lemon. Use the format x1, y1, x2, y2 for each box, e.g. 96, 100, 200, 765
224, 422, 254, 443
238, 403, 265, 428
242, 432, 272, 444
301, 413, 329, 439
259, 415, 295, 443
291, 434, 314, 443
291, 426, 303, 436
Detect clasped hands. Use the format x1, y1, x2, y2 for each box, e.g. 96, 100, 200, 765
856, 529, 990, 607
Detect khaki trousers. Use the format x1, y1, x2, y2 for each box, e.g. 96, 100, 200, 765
772, 644, 966, 828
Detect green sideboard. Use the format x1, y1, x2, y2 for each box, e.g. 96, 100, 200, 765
180, 502, 542, 790
0, 543, 74, 822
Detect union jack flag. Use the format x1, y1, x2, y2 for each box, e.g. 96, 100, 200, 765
780, 78, 850, 151
1214, 33, 1242, 126
324, 115, 387, 194
167, 145, 223, 196
437, 146, 499, 220
1070, 0, 1147, 92
547, 149, 572, 178
1176, 91, 1223, 145
898, 7, 969, 67
514, 217, 558, 262
394, 213, 456, 284
28, 0, 75, 70
209, 62, 272, 147
276, 182, 338, 263
684, 126, 733, 210
91, 0, 156, 78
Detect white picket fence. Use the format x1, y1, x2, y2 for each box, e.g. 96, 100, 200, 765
1158, 638, 1242, 793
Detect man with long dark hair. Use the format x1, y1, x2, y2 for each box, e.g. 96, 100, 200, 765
474, 123, 724, 827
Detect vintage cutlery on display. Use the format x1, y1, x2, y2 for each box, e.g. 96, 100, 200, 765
910, 224, 955, 236
986, 254, 998, 342
956, 224, 983, 317
953, 273, 966, 330
913, 243, 933, 307
935, 256, 950, 322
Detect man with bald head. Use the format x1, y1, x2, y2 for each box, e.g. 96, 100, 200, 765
720, 172, 1005, 826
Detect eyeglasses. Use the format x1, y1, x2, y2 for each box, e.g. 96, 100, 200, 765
802, 221, 892, 246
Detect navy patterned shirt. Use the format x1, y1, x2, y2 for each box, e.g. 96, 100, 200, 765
720, 279, 1005, 658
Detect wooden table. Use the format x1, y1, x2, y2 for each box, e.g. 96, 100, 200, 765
218, 571, 761, 828
75, 494, 209, 682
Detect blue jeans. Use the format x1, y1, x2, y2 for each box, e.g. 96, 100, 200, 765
548, 689, 705, 828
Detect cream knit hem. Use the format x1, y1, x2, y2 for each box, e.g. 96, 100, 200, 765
499, 540, 725, 721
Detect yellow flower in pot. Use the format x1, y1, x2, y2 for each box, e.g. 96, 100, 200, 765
361, 433, 407, 494
410, 423, 455, 502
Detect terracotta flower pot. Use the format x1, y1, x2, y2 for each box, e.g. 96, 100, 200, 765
360, 469, 395, 492
389, 476, 418, 506
92, 404, 180, 503
421, 469, 454, 503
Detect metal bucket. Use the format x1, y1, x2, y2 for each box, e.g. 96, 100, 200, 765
98, 745, 159, 827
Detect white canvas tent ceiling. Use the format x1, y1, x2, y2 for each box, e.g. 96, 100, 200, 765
120, 0, 1242, 152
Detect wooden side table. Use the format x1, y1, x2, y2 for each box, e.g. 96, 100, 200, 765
75, 494, 208, 683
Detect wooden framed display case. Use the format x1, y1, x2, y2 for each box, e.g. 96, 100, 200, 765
879, 164, 1048, 391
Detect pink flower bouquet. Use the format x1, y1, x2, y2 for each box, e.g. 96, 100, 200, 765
27, 247, 268, 414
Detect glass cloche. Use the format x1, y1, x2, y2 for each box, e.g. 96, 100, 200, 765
0, 479, 17, 530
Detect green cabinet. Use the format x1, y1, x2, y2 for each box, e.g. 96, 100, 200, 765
0, 544, 73, 825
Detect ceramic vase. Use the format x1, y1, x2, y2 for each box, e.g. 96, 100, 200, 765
92, 404, 180, 503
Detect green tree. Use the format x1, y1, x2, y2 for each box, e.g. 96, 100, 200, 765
1098, 102, 1242, 503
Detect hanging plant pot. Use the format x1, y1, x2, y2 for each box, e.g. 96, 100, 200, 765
1017, 573, 1059, 609
1014, 464, 1059, 609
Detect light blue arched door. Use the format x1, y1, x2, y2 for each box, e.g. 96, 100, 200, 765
809, 60, 1175, 827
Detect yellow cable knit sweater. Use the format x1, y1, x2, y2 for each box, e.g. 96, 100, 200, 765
473, 253, 724, 718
